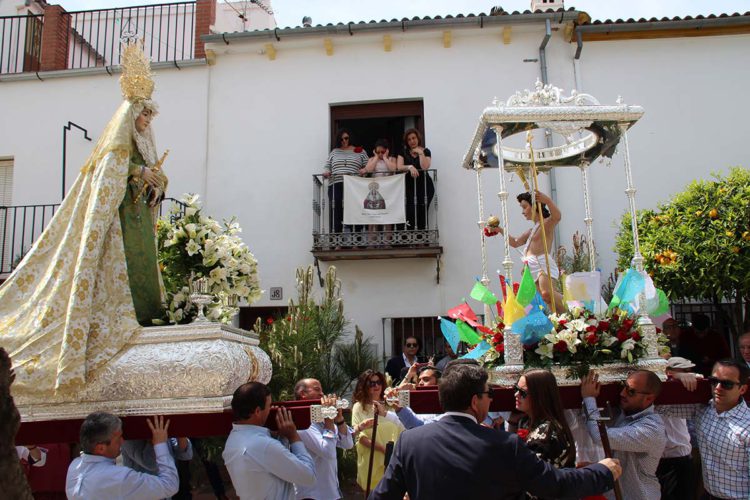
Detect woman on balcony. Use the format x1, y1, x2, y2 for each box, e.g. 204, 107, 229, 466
397, 128, 435, 233
322, 129, 369, 239
0, 42, 167, 397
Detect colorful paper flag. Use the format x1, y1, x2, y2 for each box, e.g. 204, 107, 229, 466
516, 266, 537, 307
609, 268, 645, 310
456, 320, 482, 345
440, 317, 460, 353
447, 302, 478, 323
461, 340, 491, 360
470, 281, 498, 306
502, 284, 526, 326
511, 309, 554, 345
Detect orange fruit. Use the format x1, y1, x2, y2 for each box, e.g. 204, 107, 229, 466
709, 209, 719, 219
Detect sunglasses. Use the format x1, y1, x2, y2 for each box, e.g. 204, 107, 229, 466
707, 376, 742, 390
368, 380, 383, 387
405, 343, 418, 348
620, 381, 651, 397
476, 390, 493, 400
514, 384, 528, 399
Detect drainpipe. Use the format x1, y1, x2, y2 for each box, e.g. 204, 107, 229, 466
538, 18, 561, 248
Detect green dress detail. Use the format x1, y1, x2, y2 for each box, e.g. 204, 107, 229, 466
118, 148, 165, 326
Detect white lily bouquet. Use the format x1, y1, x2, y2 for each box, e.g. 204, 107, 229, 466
157, 194, 262, 324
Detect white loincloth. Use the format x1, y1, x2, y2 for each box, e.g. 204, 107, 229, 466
523, 253, 560, 281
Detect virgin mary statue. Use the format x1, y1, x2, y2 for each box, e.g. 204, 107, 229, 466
0, 42, 168, 397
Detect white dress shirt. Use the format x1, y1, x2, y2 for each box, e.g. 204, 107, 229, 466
296, 422, 354, 499
16, 446, 47, 467
661, 415, 692, 458
223, 423, 316, 500
65, 442, 178, 500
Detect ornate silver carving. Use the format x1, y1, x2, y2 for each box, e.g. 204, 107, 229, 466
504, 80, 601, 108
489, 359, 666, 387
17, 323, 272, 421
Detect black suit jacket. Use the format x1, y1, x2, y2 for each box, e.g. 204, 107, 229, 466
369, 414, 614, 500
385, 356, 406, 384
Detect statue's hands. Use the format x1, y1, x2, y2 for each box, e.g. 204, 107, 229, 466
141, 167, 160, 188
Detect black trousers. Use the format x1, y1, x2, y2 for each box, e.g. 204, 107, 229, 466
657, 454, 696, 500
328, 183, 344, 233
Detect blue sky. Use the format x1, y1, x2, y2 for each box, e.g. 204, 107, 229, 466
59, 0, 749, 28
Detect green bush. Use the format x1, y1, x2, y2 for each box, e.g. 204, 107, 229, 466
614, 167, 750, 336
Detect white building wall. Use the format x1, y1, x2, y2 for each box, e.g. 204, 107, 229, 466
1, 16, 747, 359
0, 65, 209, 205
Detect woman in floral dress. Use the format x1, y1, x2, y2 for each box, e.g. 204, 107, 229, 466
509, 369, 576, 498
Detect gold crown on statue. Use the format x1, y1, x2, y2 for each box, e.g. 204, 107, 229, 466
120, 40, 154, 102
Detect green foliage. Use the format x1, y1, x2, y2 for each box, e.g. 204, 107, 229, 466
614, 167, 750, 333
557, 231, 596, 275
257, 265, 378, 400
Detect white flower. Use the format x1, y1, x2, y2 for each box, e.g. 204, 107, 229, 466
536, 343, 554, 359
185, 207, 198, 217
620, 339, 636, 358
186, 239, 200, 256
184, 223, 197, 239
209, 267, 228, 284
181, 193, 200, 206
568, 319, 587, 332
558, 330, 582, 353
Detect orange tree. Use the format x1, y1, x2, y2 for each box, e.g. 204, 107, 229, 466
614, 167, 750, 338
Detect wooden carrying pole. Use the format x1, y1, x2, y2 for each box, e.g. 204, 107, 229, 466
364, 410, 380, 499
595, 416, 623, 500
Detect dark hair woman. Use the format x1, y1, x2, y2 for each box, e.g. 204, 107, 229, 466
511, 369, 576, 478
351, 369, 403, 492
396, 128, 435, 232
323, 129, 369, 235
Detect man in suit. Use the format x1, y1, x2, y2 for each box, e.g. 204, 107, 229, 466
384, 336, 422, 385
370, 363, 621, 500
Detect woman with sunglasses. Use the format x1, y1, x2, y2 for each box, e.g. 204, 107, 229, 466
323, 129, 369, 237
511, 369, 576, 486
352, 369, 404, 492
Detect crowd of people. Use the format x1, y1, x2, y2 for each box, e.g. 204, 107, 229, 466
322, 129, 436, 239
36, 341, 745, 500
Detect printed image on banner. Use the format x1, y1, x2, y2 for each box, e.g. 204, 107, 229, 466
343, 174, 405, 225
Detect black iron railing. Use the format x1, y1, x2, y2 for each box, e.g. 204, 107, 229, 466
312, 170, 439, 250
0, 197, 187, 275
67, 2, 196, 69
0, 14, 43, 75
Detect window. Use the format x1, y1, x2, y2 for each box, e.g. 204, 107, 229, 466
330, 100, 424, 156
239, 305, 288, 331
0, 157, 13, 274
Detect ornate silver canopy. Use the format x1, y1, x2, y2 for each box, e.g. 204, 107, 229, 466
463, 81, 664, 383
462, 80, 644, 171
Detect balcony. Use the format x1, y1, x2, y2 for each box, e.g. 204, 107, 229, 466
0, 1, 204, 76
311, 171, 443, 278
0, 198, 187, 277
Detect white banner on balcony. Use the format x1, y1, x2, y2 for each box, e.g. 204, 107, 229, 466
343, 174, 405, 225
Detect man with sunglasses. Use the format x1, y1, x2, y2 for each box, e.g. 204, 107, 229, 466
385, 336, 423, 385
663, 359, 750, 500
371, 363, 621, 499
581, 370, 667, 500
